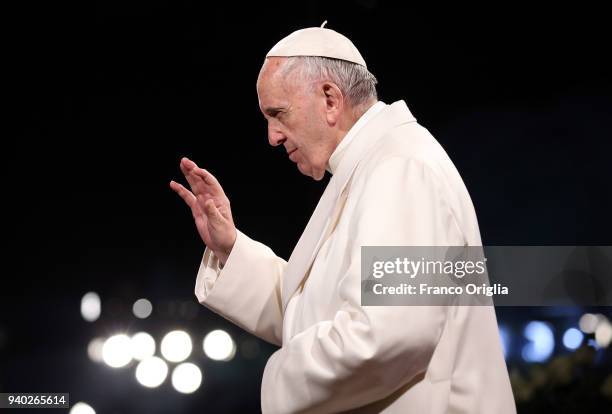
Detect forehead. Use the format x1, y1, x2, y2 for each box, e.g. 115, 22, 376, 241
259, 57, 285, 79
257, 58, 285, 92
257, 58, 291, 106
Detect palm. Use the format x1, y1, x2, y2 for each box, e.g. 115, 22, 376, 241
170, 158, 236, 263
193, 208, 212, 245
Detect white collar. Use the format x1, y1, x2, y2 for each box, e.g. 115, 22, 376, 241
327, 101, 386, 174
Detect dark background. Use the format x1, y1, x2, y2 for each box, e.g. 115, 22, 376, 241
5, 0, 612, 412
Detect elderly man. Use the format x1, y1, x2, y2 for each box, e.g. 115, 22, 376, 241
171, 25, 516, 413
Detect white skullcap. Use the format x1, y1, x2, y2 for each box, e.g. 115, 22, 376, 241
266, 21, 367, 68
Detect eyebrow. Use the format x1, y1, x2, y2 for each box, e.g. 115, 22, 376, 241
263, 106, 284, 116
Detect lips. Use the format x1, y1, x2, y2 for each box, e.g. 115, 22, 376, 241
287, 148, 298, 161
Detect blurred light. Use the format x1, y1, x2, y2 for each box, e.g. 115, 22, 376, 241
521, 321, 555, 363
579, 313, 600, 334
87, 337, 105, 363
131, 332, 155, 361
498, 325, 510, 359
203, 330, 236, 361
595, 321, 612, 348
69, 402, 95, 414
135, 356, 168, 388
562, 328, 583, 350
81, 292, 101, 322
102, 334, 133, 368
161, 330, 192, 362
587, 338, 601, 349
133, 298, 153, 319
171, 363, 202, 394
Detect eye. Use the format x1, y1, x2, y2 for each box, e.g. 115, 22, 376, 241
264, 108, 285, 120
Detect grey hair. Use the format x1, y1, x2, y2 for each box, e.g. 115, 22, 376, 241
279, 56, 378, 110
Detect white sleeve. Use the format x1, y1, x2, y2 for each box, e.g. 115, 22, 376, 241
195, 230, 285, 346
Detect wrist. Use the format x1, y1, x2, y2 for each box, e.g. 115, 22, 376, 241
216, 230, 237, 267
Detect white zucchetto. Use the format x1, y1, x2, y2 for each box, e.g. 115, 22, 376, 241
266, 21, 367, 68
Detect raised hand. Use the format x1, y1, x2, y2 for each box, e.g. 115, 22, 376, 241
170, 157, 237, 265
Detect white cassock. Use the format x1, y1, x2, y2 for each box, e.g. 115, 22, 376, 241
195, 101, 517, 413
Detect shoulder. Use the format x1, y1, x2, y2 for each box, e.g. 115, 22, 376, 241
355, 122, 455, 187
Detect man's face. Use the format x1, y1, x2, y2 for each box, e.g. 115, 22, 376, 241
256, 57, 335, 181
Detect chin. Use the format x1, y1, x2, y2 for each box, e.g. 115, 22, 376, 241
297, 162, 325, 181
311, 169, 326, 181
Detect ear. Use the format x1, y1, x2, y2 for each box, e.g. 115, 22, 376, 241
321, 82, 344, 126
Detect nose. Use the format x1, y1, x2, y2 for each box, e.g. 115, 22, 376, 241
268, 124, 286, 147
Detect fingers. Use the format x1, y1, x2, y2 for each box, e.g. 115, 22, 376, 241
179, 158, 207, 197
200, 197, 227, 228
169, 180, 199, 211
194, 168, 224, 194
180, 157, 225, 198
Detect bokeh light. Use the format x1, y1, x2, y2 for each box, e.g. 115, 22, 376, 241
69, 402, 95, 414
87, 337, 105, 363
203, 329, 236, 361
499, 325, 511, 359
135, 356, 168, 388
80, 292, 101, 322
522, 321, 555, 363
595, 320, 612, 348
132, 298, 153, 319
562, 327, 583, 350
171, 362, 203, 394
102, 334, 133, 368
579, 313, 600, 334
130, 332, 155, 361
161, 330, 192, 362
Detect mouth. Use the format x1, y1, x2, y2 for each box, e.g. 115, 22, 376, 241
287, 148, 298, 161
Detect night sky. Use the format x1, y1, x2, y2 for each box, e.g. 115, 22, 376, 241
6, 1, 612, 412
